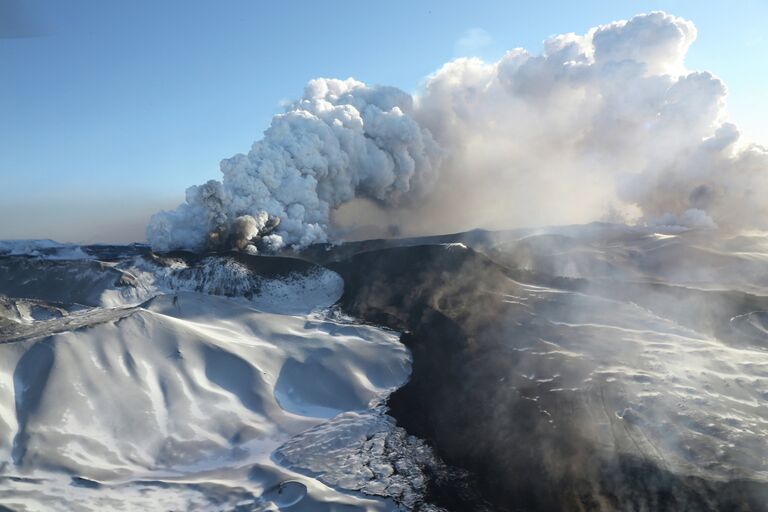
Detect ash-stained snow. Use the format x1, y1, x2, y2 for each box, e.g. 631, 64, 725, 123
4, 222, 768, 510
495, 281, 768, 481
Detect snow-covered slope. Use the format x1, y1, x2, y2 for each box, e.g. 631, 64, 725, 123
0, 254, 424, 511
4, 225, 768, 511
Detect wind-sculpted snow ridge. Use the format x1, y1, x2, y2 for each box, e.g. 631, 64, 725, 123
0, 254, 432, 511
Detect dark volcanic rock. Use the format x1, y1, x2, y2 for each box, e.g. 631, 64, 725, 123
329, 244, 768, 512
0, 257, 129, 306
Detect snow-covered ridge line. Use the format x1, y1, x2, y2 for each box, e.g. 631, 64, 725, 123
0, 239, 91, 260
0, 249, 345, 315
115, 253, 345, 313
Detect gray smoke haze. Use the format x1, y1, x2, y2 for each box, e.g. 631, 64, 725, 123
148, 11, 768, 252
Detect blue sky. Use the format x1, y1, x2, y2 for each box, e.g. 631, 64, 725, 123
1, 0, 766, 242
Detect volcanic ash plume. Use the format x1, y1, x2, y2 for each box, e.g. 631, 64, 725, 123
148, 11, 768, 252
409, 11, 768, 235
147, 79, 442, 252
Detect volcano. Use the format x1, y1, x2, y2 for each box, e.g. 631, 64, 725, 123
2, 223, 768, 511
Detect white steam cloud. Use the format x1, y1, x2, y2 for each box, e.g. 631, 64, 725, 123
148, 11, 768, 252
147, 79, 442, 252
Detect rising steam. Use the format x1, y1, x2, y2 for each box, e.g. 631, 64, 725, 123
147, 79, 442, 252
148, 11, 768, 252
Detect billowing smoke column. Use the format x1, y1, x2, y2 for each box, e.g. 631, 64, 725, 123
410, 11, 768, 234
148, 11, 768, 252
147, 79, 442, 252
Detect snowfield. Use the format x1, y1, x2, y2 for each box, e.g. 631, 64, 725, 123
3, 225, 768, 511
0, 252, 417, 511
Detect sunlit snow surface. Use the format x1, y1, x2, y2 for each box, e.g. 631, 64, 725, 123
0, 251, 417, 511
3, 225, 768, 510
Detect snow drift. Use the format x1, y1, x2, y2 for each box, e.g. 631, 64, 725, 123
0, 252, 420, 511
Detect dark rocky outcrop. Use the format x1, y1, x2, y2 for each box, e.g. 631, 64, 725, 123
328, 244, 768, 511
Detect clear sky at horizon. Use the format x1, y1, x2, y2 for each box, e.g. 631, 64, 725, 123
1, 0, 766, 243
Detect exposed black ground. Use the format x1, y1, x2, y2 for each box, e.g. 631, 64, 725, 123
326, 244, 768, 512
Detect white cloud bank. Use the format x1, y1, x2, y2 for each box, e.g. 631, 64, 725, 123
148, 11, 768, 252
